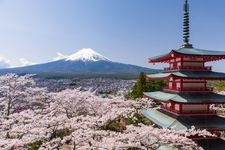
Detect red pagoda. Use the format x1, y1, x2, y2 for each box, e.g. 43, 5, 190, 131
142, 0, 225, 132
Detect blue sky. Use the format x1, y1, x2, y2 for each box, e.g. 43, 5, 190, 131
0, 0, 225, 71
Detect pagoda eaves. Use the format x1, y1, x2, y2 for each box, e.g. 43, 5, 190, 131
149, 48, 225, 63
142, 109, 225, 131
147, 71, 225, 80
144, 91, 225, 104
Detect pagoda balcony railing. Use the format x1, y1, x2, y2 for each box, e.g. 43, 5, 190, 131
163, 87, 213, 92
161, 105, 216, 115
164, 66, 212, 71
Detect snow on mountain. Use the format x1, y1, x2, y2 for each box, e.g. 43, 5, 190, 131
65, 48, 109, 62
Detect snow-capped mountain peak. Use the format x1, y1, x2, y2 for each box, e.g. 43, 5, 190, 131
66, 48, 109, 62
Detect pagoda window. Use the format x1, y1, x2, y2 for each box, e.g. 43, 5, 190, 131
176, 82, 181, 89
169, 82, 172, 88
167, 103, 171, 108
175, 104, 180, 112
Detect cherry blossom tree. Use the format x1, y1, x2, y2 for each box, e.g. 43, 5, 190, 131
0, 83, 215, 150
0, 73, 49, 116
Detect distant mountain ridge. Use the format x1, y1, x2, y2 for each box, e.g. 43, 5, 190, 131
0, 48, 159, 79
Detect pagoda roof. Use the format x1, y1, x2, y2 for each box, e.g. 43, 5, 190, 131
176, 48, 225, 56
157, 145, 176, 150
149, 48, 225, 63
144, 91, 225, 103
141, 109, 225, 131
147, 71, 225, 80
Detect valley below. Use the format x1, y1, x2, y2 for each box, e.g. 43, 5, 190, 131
35, 77, 136, 95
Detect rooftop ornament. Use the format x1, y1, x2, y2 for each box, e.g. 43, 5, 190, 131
182, 0, 193, 48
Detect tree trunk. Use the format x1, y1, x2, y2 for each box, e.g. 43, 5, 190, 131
7, 98, 11, 116
73, 141, 76, 150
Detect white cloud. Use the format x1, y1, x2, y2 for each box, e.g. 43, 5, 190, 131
18, 58, 35, 67
0, 56, 11, 68
53, 52, 68, 61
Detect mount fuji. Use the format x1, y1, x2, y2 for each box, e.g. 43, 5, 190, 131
0, 48, 158, 79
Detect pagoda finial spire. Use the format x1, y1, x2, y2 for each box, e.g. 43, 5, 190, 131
182, 0, 193, 48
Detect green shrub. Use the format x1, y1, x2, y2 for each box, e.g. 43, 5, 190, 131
104, 113, 153, 132
126, 113, 153, 126
50, 128, 72, 140
104, 117, 126, 132
214, 81, 225, 92
127, 72, 167, 99
27, 141, 42, 150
